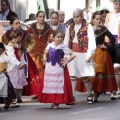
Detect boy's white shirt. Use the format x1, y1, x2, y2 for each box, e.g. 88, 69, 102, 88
63, 23, 96, 58
0, 52, 16, 72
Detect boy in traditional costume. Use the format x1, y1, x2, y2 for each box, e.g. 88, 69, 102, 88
64, 8, 96, 104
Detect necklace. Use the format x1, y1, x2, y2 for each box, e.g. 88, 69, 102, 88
37, 23, 44, 38
37, 23, 44, 29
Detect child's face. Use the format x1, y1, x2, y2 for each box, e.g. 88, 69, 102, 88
0, 48, 4, 55
114, 2, 120, 13
73, 15, 83, 24
54, 33, 63, 45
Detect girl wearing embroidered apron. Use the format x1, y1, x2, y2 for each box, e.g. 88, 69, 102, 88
6, 30, 28, 105
105, 0, 120, 98
2, 17, 40, 99
37, 31, 75, 109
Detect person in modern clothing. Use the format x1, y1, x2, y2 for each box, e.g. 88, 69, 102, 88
24, 13, 36, 22
57, 10, 65, 23
0, 0, 17, 20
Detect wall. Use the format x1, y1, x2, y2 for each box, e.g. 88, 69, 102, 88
60, 0, 85, 20
8, 0, 37, 21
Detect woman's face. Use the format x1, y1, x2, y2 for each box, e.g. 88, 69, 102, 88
73, 14, 83, 24
36, 12, 45, 24
93, 15, 102, 26
11, 19, 21, 30
50, 13, 59, 25
114, 2, 120, 13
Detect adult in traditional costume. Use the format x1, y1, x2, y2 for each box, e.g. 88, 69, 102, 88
64, 8, 96, 104
105, 0, 120, 98
27, 11, 53, 77
92, 11, 117, 102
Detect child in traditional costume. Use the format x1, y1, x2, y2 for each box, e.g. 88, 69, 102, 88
64, 8, 96, 104
91, 11, 117, 101
0, 42, 16, 110
37, 31, 76, 109
5, 29, 28, 105
2, 17, 40, 101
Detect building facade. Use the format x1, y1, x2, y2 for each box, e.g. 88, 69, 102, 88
2, 0, 114, 21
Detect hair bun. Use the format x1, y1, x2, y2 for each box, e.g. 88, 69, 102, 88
10, 31, 17, 38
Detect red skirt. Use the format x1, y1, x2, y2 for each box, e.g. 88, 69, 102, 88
22, 54, 40, 96
37, 68, 73, 104
91, 49, 117, 92
76, 79, 86, 92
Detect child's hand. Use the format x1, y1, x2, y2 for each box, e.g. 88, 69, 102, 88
60, 59, 67, 68
61, 61, 67, 68
43, 58, 47, 66
19, 63, 26, 69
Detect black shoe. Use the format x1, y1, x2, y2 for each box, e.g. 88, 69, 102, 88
31, 96, 37, 100
51, 104, 59, 109
17, 99, 22, 103
4, 103, 10, 110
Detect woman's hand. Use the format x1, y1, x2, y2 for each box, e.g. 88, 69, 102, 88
19, 63, 26, 69
99, 44, 108, 50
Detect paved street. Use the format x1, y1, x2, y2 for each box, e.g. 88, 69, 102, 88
0, 92, 120, 120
